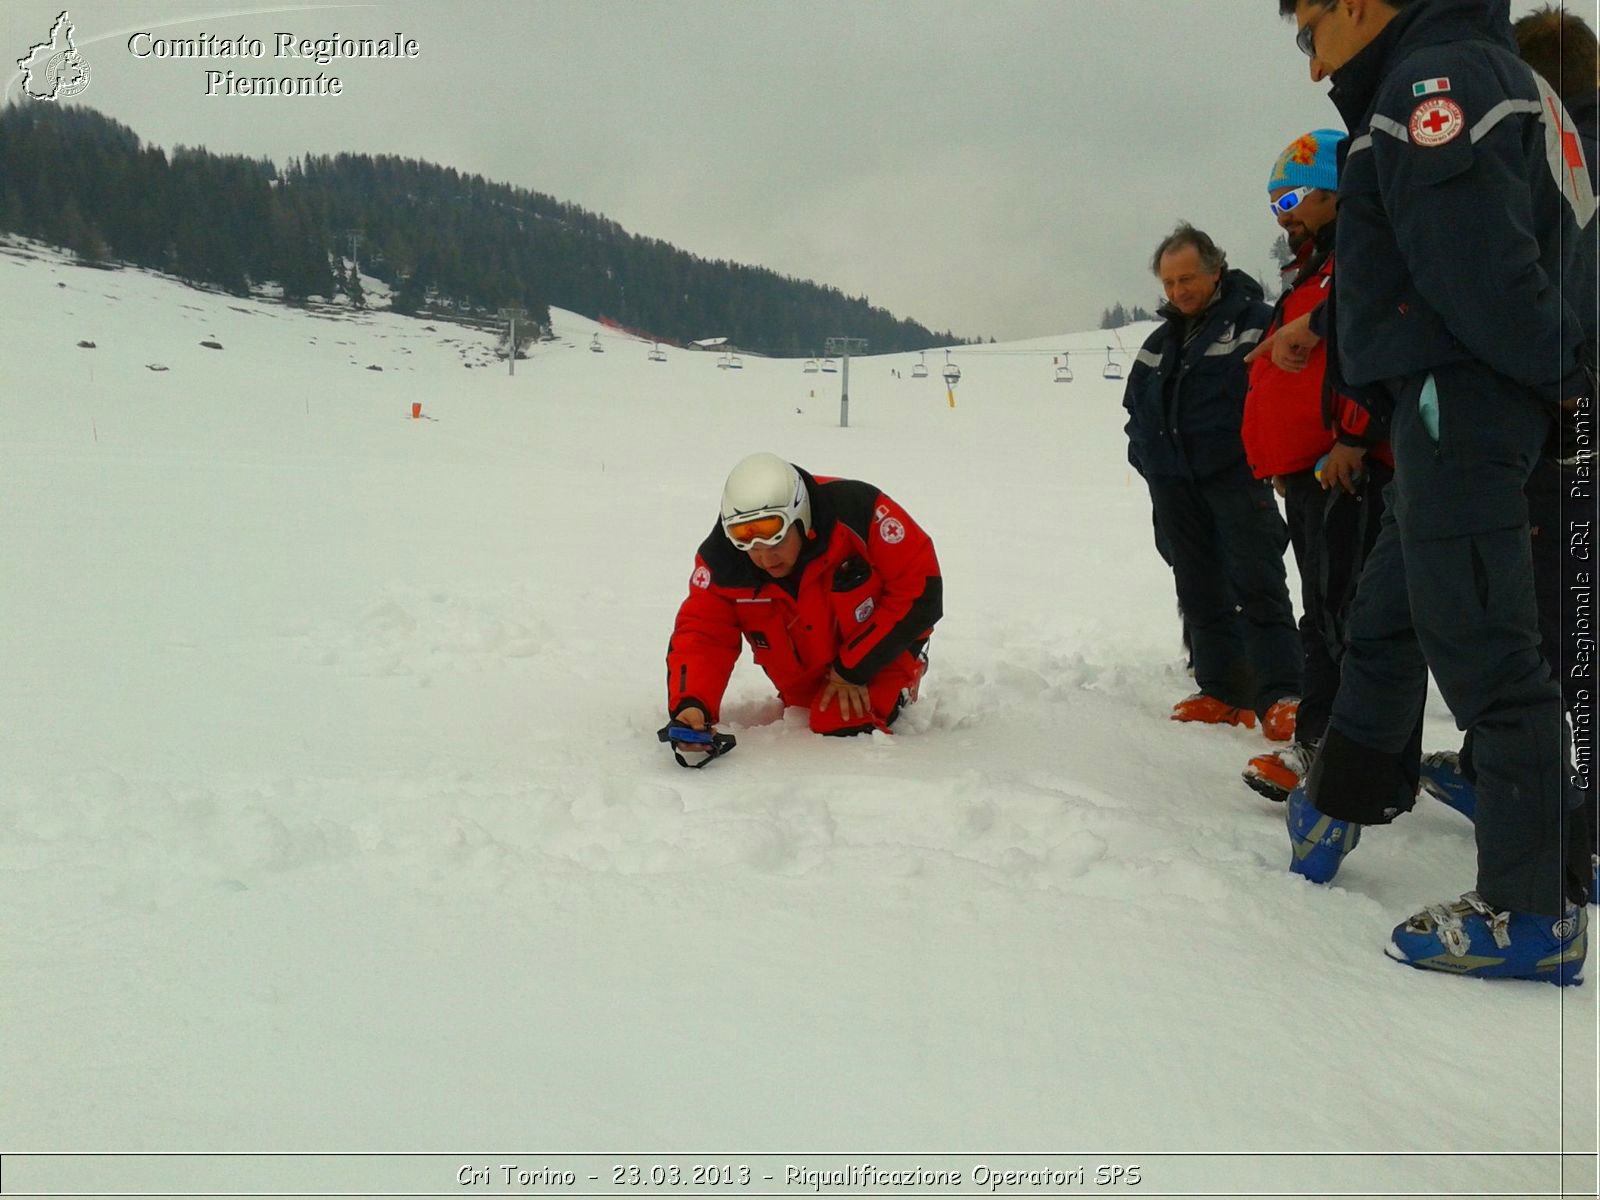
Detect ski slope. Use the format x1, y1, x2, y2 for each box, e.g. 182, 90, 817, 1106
1, 237, 1594, 1199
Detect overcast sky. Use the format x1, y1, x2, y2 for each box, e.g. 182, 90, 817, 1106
2, 0, 1562, 340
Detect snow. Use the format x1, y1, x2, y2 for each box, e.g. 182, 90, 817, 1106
2, 237, 1594, 1198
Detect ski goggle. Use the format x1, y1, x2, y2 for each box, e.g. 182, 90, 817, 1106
723, 510, 795, 550
1269, 186, 1314, 216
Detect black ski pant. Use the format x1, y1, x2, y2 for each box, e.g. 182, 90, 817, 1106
1283, 466, 1389, 748
1460, 455, 1596, 871
1306, 363, 1587, 915
1151, 510, 1203, 673
1146, 470, 1302, 716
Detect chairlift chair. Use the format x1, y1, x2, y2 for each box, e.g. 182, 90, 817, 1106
941, 349, 961, 386
717, 352, 731, 369
821, 358, 838, 373
590, 334, 604, 353
803, 357, 819, 374
1102, 347, 1123, 381
727, 354, 744, 370
1054, 352, 1073, 383
911, 352, 929, 379
648, 343, 667, 363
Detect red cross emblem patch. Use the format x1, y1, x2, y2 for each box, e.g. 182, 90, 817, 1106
1410, 97, 1465, 147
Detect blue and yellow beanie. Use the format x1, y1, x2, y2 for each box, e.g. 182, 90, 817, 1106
1267, 128, 1346, 193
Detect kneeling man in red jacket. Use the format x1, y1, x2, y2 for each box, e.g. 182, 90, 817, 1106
667, 452, 942, 738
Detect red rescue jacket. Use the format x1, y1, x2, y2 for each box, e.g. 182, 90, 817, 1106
1243, 238, 1340, 479
666, 470, 942, 722
1244, 230, 1394, 475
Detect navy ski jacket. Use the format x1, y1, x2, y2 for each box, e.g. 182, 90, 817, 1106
1123, 269, 1272, 481
1326, 0, 1596, 394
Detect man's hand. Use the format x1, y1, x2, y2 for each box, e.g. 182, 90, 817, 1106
658, 708, 737, 767
1245, 312, 1320, 373
817, 668, 872, 722
673, 706, 708, 730
1319, 442, 1368, 494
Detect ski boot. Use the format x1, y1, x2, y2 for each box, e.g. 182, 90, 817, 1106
1417, 749, 1476, 822
1172, 693, 1256, 729
1287, 785, 1361, 885
1386, 893, 1587, 986
1244, 742, 1316, 804
1261, 696, 1299, 743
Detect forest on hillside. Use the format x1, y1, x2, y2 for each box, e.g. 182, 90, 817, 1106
0, 102, 975, 353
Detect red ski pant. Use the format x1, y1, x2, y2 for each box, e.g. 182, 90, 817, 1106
804, 650, 925, 736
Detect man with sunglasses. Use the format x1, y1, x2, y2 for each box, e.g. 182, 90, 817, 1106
1273, 0, 1595, 984
1239, 129, 1394, 806
1415, 2, 1600, 906
665, 452, 941, 742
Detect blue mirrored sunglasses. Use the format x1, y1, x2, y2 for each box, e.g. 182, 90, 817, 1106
1269, 186, 1314, 216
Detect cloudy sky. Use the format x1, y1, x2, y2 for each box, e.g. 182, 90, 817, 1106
3, 0, 1558, 340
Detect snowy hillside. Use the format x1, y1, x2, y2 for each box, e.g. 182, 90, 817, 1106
1, 238, 1593, 1199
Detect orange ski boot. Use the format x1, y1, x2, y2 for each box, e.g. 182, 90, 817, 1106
1261, 696, 1300, 743
1242, 743, 1316, 803
1171, 693, 1257, 729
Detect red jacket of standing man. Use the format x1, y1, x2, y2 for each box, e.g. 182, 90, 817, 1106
667, 453, 942, 738
1243, 231, 1340, 480
1243, 129, 1394, 485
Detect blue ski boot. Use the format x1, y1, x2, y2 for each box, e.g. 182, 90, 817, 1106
1417, 749, 1476, 822
1386, 893, 1587, 986
1286, 785, 1361, 884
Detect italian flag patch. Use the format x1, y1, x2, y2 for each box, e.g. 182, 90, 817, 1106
1412, 77, 1451, 96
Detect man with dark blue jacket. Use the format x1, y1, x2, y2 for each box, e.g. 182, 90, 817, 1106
1276, 0, 1596, 985
1416, 1, 1600, 906
1515, 0, 1600, 908
1124, 223, 1303, 736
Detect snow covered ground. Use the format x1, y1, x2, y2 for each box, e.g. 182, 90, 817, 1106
2, 238, 1594, 1199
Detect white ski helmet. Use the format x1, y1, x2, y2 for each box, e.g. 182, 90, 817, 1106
720, 452, 811, 546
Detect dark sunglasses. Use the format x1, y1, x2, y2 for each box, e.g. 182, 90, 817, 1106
1296, 7, 1329, 57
